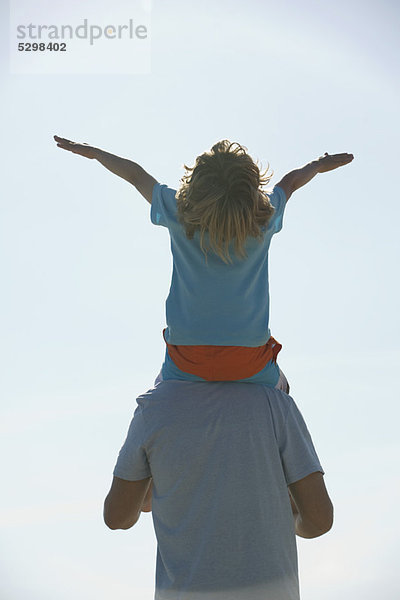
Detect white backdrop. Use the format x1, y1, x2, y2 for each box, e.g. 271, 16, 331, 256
1, 1, 399, 598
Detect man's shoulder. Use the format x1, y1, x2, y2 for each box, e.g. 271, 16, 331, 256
138, 381, 292, 411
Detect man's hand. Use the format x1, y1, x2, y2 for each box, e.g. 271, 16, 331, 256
141, 479, 153, 513
104, 476, 152, 530
288, 472, 333, 539
54, 135, 98, 159
317, 152, 354, 173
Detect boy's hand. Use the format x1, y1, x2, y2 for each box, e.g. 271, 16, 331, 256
277, 151, 354, 201
317, 152, 354, 173
54, 135, 158, 203
141, 479, 153, 513
54, 135, 98, 159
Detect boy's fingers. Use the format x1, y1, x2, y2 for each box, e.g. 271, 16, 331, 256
333, 153, 353, 159
323, 152, 353, 158
318, 152, 354, 172
54, 137, 85, 153
56, 141, 81, 153
54, 135, 70, 143
335, 154, 354, 164
54, 135, 77, 147
322, 153, 354, 164
334, 153, 353, 160
54, 135, 93, 154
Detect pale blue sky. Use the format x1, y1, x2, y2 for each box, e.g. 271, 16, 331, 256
1, 1, 399, 599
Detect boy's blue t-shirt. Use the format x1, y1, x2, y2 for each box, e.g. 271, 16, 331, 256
151, 184, 286, 346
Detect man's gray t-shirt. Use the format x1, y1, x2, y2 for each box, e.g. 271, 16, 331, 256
113, 381, 323, 600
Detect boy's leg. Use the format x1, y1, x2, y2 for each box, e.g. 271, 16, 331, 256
275, 369, 290, 394
154, 370, 164, 385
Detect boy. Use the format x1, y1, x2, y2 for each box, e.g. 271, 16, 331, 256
54, 135, 353, 388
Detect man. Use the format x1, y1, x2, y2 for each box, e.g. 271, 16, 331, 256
104, 380, 333, 600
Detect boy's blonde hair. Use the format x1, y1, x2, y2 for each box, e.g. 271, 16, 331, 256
176, 140, 274, 263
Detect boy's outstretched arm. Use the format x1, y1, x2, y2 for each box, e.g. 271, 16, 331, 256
276, 152, 354, 202
54, 136, 158, 204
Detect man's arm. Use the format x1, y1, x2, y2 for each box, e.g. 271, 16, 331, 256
103, 476, 152, 530
288, 471, 333, 539
276, 152, 354, 202
54, 135, 158, 204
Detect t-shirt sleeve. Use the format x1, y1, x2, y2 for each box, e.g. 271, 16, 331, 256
279, 398, 324, 485
150, 183, 178, 228
266, 185, 287, 235
113, 407, 151, 481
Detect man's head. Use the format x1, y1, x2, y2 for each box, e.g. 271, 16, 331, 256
176, 140, 274, 263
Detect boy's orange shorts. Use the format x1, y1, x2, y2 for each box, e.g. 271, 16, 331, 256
163, 329, 282, 381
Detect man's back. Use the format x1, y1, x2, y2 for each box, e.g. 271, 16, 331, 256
113, 381, 323, 600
